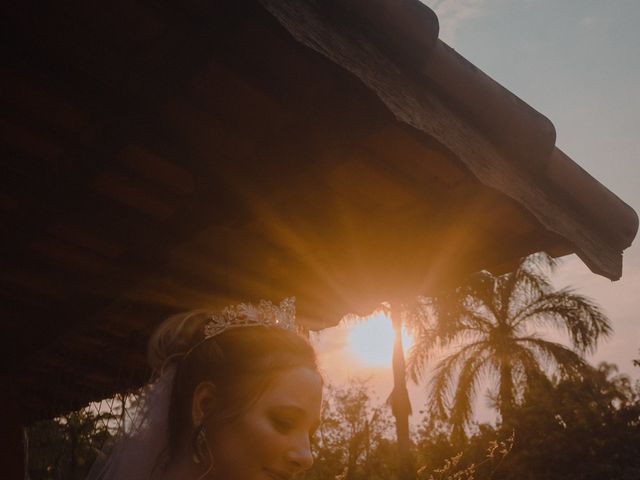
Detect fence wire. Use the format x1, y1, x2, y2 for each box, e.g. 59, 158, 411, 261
27, 391, 141, 480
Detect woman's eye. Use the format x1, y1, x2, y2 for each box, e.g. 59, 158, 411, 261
272, 417, 294, 432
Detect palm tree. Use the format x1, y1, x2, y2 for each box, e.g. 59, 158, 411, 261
388, 305, 414, 480
407, 254, 611, 436
347, 303, 414, 480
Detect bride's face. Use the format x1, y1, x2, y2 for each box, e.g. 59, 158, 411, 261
208, 366, 323, 480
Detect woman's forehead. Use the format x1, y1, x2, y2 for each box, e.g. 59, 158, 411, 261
259, 367, 323, 410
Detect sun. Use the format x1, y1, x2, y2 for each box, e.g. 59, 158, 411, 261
346, 312, 413, 368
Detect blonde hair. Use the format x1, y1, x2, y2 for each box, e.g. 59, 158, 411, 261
146, 309, 319, 459
147, 310, 212, 375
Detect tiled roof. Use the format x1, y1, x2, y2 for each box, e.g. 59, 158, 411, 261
2, 0, 636, 421
262, 0, 637, 280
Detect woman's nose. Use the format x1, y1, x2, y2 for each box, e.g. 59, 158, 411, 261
286, 435, 314, 472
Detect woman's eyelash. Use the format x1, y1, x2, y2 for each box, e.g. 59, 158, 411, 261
272, 417, 294, 431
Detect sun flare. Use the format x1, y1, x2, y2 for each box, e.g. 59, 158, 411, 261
346, 312, 413, 368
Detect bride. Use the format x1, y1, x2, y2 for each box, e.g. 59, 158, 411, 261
89, 298, 323, 480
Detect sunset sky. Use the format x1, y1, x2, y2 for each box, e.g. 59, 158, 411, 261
314, 0, 640, 427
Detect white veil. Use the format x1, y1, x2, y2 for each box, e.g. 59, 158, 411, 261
86, 366, 176, 480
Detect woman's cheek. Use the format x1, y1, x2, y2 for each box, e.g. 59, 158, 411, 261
243, 414, 288, 460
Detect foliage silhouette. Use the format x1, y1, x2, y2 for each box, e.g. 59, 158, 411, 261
302, 380, 396, 480
414, 361, 640, 480
493, 362, 640, 479
28, 393, 137, 480
407, 253, 611, 435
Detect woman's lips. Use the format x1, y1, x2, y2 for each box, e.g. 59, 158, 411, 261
264, 467, 292, 480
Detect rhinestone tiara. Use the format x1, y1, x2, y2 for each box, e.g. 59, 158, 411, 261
203, 297, 298, 339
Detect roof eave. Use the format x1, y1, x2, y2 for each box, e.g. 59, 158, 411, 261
259, 0, 638, 280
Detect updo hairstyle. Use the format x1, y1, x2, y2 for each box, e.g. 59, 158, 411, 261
147, 310, 320, 459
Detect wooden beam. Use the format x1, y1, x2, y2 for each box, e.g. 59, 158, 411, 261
0, 377, 25, 479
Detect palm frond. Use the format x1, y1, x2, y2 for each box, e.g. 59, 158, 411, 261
407, 308, 486, 384
426, 341, 486, 420
515, 289, 611, 353
500, 253, 554, 319
406, 330, 439, 384
463, 271, 502, 321
508, 343, 548, 401
510, 294, 548, 327
430, 294, 494, 340
449, 353, 490, 431
523, 252, 559, 272
507, 269, 552, 318
404, 300, 441, 383
517, 337, 591, 378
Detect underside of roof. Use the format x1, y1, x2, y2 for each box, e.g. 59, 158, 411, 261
261, 0, 638, 280
1, 0, 636, 422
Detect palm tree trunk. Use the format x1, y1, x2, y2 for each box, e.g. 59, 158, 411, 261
390, 307, 414, 480
69, 417, 78, 479
119, 393, 127, 431
498, 361, 514, 428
